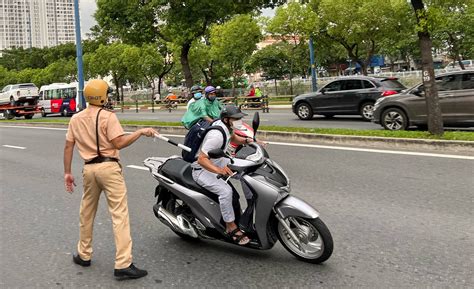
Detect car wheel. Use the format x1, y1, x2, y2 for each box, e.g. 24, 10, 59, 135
322, 114, 334, 118
4, 110, 15, 120
296, 102, 313, 120
24, 114, 34, 119
61, 108, 68, 117
360, 102, 375, 121
41, 108, 47, 117
10, 96, 16, 106
381, 108, 408, 130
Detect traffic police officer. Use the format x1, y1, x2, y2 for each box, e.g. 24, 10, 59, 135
63, 79, 158, 280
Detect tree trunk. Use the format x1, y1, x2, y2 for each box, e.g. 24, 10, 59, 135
120, 84, 124, 113
202, 68, 211, 85
180, 42, 194, 88
412, 0, 444, 136
157, 76, 162, 98
113, 74, 120, 102
231, 77, 236, 98
289, 49, 294, 95
447, 32, 465, 70
274, 79, 278, 96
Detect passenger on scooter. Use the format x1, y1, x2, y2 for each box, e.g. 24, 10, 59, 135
181, 85, 222, 129
186, 85, 203, 111
191, 105, 255, 245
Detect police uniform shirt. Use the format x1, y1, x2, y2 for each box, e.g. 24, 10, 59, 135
66, 106, 124, 162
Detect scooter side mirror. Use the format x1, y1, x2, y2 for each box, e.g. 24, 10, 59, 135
252, 112, 260, 138
208, 148, 226, 159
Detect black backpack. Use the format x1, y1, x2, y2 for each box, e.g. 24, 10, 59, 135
182, 120, 227, 163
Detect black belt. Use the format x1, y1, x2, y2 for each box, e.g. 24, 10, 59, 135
192, 167, 202, 171
85, 156, 119, 165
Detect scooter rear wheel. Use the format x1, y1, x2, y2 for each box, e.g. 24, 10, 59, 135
276, 216, 333, 264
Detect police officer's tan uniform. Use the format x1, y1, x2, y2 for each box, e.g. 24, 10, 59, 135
66, 105, 132, 269
64, 79, 155, 279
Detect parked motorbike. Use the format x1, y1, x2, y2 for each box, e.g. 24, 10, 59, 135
144, 113, 333, 263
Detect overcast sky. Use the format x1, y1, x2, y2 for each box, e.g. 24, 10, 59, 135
79, 1, 275, 37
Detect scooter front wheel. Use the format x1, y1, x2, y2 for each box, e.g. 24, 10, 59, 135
276, 216, 333, 264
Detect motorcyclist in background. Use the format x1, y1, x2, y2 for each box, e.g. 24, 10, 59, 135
186, 85, 203, 111
181, 86, 222, 129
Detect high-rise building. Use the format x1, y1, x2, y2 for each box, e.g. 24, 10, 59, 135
0, 0, 76, 51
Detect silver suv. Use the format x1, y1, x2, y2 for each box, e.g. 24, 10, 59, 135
372, 70, 474, 130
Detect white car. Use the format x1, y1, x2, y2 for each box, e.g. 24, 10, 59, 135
0, 83, 39, 105
445, 60, 473, 70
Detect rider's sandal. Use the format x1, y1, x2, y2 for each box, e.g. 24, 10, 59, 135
226, 228, 250, 246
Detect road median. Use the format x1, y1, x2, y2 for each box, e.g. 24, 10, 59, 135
3, 121, 473, 153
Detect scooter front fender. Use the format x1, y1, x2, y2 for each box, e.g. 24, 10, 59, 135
275, 195, 320, 219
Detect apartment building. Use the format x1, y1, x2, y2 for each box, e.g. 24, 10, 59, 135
0, 0, 76, 51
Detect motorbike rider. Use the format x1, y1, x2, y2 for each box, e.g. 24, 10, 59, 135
186, 85, 203, 110
63, 79, 158, 280
191, 105, 261, 245
181, 85, 222, 129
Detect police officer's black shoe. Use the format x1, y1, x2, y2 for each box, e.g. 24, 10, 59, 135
114, 263, 148, 280
72, 253, 91, 267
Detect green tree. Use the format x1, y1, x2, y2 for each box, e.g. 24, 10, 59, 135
267, 2, 318, 93
0, 66, 15, 88
428, 0, 474, 68
210, 14, 262, 96
246, 43, 291, 95
137, 44, 173, 101
94, 0, 284, 88
92, 43, 131, 106
312, 0, 408, 75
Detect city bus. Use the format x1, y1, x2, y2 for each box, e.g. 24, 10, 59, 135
38, 83, 79, 117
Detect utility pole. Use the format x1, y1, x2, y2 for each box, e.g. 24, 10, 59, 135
309, 36, 317, 92
74, 0, 86, 110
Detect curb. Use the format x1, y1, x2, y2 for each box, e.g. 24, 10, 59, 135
4, 122, 473, 154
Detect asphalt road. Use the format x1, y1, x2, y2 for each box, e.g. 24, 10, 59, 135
1, 125, 473, 288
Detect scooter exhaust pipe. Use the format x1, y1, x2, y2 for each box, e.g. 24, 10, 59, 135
153, 204, 199, 238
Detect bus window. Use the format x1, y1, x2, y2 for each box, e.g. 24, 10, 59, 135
39, 91, 44, 100
52, 89, 60, 99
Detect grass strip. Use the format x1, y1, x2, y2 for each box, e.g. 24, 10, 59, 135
2, 118, 473, 141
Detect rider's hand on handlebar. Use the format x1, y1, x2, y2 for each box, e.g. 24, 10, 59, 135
247, 137, 268, 147
256, 139, 268, 147
219, 166, 234, 177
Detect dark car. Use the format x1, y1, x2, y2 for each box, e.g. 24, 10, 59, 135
292, 76, 406, 121
373, 70, 474, 130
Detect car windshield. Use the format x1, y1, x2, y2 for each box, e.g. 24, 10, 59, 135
380, 79, 406, 89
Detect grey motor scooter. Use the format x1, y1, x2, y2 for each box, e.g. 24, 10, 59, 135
144, 113, 333, 263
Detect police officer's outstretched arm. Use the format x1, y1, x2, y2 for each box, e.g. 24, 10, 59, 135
111, 127, 159, 150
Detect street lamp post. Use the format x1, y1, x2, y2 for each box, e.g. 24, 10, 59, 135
74, 0, 85, 110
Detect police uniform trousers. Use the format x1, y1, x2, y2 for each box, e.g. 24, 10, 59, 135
78, 161, 132, 269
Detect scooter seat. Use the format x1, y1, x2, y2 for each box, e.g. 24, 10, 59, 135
159, 158, 220, 203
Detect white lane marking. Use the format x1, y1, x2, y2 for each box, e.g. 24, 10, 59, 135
0, 125, 185, 138
2, 145, 26, 150
0, 125, 68, 131
1, 125, 473, 160
268, 141, 474, 160
126, 165, 149, 171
